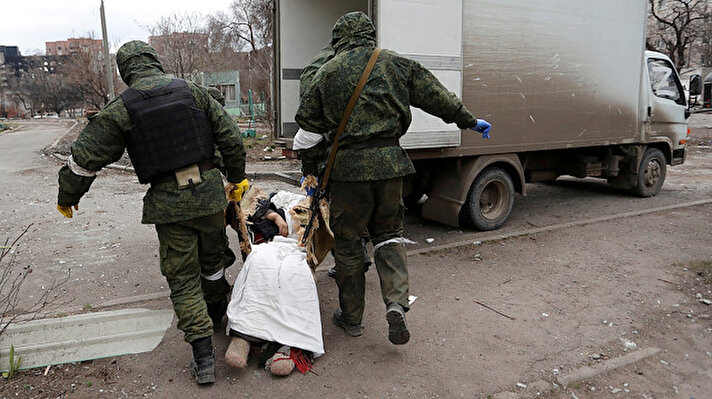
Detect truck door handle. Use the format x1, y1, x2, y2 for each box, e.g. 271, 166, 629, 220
647, 106, 651, 117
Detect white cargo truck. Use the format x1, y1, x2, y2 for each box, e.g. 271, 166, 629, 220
273, 0, 689, 230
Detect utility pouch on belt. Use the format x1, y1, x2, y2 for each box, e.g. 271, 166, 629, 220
175, 164, 202, 189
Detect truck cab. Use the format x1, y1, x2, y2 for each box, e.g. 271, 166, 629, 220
644, 50, 688, 165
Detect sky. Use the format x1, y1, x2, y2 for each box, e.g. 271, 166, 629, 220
1, 0, 233, 55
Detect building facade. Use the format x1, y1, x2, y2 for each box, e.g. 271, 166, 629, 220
46, 38, 103, 57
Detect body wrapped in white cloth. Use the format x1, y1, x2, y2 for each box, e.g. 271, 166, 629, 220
225, 191, 324, 375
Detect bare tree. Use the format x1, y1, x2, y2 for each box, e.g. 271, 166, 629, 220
33, 66, 78, 115
147, 13, 210, 79
208, 0, 273, 123
61, 50, 107, 110
5, 74, 37, 117
5, 67, 72, 117
208, 0, 272, 53
701, 10, 712, 66
1, 225, 71, 337
647, 0, 711, 69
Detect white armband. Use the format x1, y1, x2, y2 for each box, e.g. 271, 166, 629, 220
293, 128, 324, 150
202, 268, 225, 281
67, 155, 97, 177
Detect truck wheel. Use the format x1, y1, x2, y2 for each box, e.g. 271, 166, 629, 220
462, 167, 515, 231
632, 148, 666, 197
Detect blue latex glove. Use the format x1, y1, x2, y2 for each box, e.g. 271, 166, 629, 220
300, 176, 318, 196
471, 119, 491, 139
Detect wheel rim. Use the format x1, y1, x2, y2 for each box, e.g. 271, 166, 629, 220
643, 158, 662, 188
479, 180, 508, 220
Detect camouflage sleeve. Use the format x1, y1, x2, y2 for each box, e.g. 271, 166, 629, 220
404, 58, 478, 129
295, 81, 329, 134
297, 139, 329, 176
57, 99, 128, 206
192, 84, 246, 183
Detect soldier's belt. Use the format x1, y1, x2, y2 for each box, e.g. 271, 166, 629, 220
342, 137, 399, 150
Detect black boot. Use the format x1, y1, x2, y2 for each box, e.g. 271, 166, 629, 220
190, 336, 215, 385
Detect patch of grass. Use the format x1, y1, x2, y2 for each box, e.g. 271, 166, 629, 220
85, 381, 93, 387
2, 345, 22, 379
83, 304, 92, 311
689, 260, 712, 284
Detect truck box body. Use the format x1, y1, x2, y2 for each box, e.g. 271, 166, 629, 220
274, 0, 689, 229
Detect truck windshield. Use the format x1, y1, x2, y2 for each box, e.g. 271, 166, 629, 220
647, 58, 685, 106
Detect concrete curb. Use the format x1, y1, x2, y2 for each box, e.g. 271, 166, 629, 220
555, 347, 661, 386
0, 124, 26, 135
492, 347, 661, 398
6, 291, 172, 324
407, 198, 712, 257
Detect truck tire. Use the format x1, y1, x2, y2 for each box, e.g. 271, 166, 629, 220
462, 167, 515, 231
632, 148, 666, 197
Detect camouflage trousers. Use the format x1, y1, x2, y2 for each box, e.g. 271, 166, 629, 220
155, 212, 235, 343
330, 177, 409, 325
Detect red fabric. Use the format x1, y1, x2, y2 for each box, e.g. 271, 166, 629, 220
273, 348, 313, 374
289, 348, 313, 374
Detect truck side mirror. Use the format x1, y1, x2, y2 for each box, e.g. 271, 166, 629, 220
689, 74, 702, 96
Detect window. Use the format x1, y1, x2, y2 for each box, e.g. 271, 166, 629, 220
647, 58, 685, 106
218, 84, 236, 101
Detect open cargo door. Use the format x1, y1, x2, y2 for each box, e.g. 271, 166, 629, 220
377, 0, 464, 149
275, 0, 369, 138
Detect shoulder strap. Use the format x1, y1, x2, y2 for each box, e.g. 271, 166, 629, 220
319, 48, 382, 189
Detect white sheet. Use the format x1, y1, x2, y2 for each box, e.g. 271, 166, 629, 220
226, 192, 324, 356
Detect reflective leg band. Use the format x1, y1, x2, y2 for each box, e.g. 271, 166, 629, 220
373, 238, 417, 253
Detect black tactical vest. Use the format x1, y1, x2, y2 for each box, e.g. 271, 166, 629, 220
121, 79, 214, 184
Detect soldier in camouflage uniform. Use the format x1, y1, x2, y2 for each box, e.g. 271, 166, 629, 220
296, 12, 490, 345
56, 41, 249, 385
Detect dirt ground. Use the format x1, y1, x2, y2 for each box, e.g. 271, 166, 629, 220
1, 116, 711, 398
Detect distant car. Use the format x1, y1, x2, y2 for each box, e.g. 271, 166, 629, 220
32, 113, 60, 119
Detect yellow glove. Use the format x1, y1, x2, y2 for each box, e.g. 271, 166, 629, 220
57, 204, 78, 218
227, 179, 250, 202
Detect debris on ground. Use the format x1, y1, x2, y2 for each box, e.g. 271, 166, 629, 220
619, 338, 637, 351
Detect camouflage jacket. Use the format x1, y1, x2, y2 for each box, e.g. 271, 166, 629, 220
57, 41, 246, 224
295, 12, 478, 182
